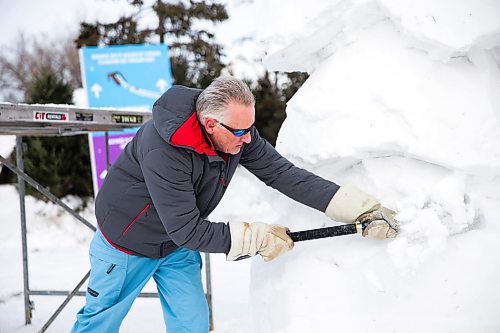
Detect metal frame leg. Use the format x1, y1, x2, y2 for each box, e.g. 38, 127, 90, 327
105, 131, 110, 170
16, 136, 34, 324
204, 253, 213, 331
38, 270, 91, 333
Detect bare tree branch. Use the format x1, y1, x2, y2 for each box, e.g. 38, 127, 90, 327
0, 32, 81, 102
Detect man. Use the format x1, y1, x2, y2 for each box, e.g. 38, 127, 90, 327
72, 76, 398, 332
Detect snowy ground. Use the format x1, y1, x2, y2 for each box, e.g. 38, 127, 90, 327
0, 170, 262, 332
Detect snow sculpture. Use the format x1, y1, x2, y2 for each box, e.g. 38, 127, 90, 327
250, 1, 500, 332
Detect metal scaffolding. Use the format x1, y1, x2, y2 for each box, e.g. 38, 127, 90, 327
0, 103, 214, 332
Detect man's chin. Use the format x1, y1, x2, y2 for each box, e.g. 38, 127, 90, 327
228, 145, 243, 155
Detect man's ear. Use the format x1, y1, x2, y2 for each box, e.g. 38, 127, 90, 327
204, 118, 217, 135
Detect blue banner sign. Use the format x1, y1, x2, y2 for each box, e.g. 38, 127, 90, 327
80, 44, 172, 194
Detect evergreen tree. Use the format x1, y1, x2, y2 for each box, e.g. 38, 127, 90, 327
26, 65, 73, 104
9, 66, 93, 200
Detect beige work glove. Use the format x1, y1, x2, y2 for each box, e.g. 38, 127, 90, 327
227, 221, 294, 262
358, 206, 399, 239
325, 183, 399, 239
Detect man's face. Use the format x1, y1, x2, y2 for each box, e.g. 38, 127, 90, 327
204, 101, 255, 155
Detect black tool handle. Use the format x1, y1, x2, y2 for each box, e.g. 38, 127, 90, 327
287, 222, 369, 242
236, 222, 370, 260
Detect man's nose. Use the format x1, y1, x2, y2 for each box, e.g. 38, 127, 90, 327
241, 132, 251, 144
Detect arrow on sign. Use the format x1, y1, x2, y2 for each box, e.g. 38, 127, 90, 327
156, 79, 168, 92
91, 83, 103, 98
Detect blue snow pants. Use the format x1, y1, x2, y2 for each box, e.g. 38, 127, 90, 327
71, 229, 209, 333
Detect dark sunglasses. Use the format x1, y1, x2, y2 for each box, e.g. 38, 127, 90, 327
217, 120, 253, 137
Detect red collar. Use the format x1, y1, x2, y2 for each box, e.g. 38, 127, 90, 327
170, 112, 218, 156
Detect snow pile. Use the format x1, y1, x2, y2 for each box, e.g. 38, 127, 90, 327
0, 136, 16, 176
0, 136, 15, 157
244, 0, 500, 332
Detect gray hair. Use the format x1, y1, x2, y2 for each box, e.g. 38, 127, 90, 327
196, 76, 255, 123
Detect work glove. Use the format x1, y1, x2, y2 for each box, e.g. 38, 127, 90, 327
226, 221, 294, 262
325, 183, 399, 239
358, 206, 399, 239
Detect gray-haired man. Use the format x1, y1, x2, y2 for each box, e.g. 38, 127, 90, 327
72, 76, 397, 332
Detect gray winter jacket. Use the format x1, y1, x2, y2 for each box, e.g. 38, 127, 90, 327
95, 85, 339, 258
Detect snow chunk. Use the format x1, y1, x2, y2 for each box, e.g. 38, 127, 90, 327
276, 21, 500, 170
379, 0, 500, 60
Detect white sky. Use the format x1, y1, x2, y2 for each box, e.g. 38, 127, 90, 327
0, 0, 136, 47
0, 0, 262, 79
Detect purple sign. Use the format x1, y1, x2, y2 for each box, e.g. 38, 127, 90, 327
89, 132, 135, 190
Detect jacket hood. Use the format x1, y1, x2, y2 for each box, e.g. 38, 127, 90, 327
152, 85, 217, 156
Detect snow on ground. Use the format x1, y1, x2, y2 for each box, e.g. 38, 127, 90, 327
0, 136, 15, 157
0, 136, 16, 176
0, 176, 258, 332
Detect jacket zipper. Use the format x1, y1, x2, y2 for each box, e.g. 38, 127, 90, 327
205, 160, 229, 214
121, 201, 151, 236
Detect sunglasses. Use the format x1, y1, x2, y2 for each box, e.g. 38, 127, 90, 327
216, 120, 253, 137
